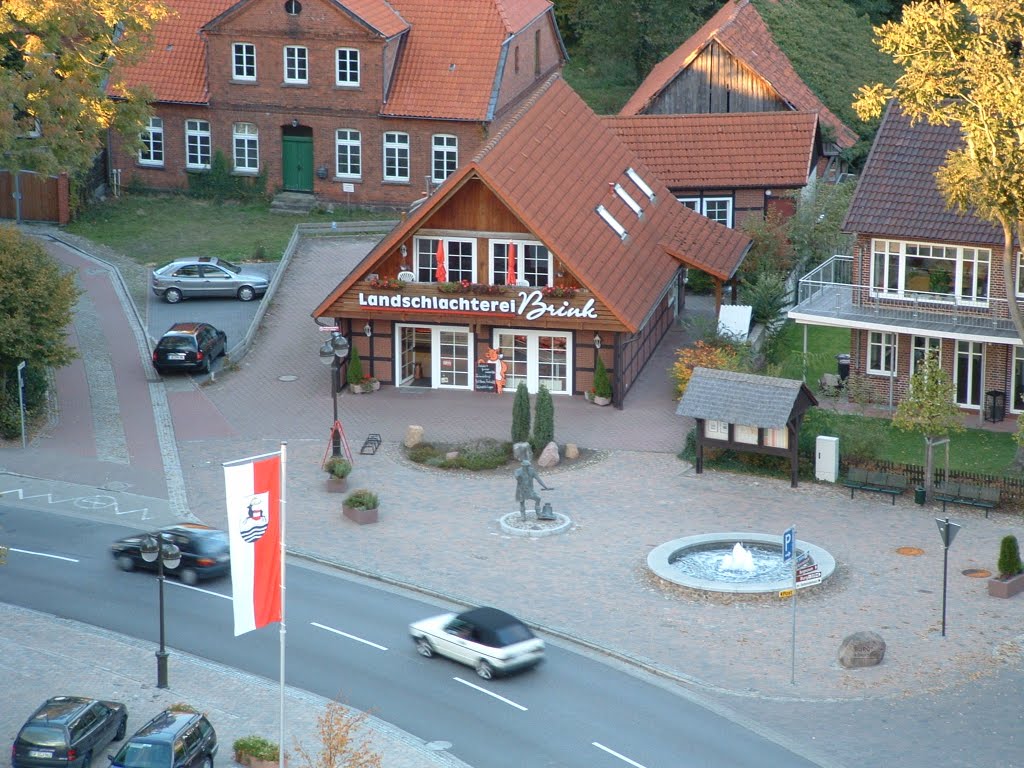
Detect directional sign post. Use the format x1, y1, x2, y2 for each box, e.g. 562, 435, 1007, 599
935, 517, 962, 637
783, 526, 796, 685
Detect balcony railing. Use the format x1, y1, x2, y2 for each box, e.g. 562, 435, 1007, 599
790, 255, 1021, 341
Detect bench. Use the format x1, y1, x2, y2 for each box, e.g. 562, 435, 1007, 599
843, 468, 908, 504
934, 482, 1000, 517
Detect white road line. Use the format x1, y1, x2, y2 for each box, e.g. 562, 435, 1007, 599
310, 621, 388, 650
592, 742, 647, 768
172, 583, 230, 599
453, 677, 528, 711
9, 548, 79, 563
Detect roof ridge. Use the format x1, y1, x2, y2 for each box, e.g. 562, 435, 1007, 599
472, 72, 561, 162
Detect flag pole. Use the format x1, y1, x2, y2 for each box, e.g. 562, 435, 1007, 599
279, 441, 287, 768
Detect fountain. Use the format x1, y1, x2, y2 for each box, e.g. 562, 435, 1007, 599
647, 532, 835, 594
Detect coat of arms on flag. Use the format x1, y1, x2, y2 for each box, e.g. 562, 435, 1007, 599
239, 494, 270, 543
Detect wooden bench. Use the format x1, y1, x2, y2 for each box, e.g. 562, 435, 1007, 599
843, 468, 908, 504
934, 482, 1000, 517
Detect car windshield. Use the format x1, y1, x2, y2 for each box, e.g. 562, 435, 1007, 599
114, 741, 170, 768
491, 622, 534, 646
194, 531, 229, 554
18, 726, 66, 748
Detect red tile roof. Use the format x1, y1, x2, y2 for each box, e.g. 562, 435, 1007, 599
843, 102, 1001, 246
603, 111, 820, 189
619, 0, 857, 149
332, 0, 409, 38
315, 76, 751, 331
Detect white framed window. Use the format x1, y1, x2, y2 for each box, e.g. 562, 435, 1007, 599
232, 43, 256, 80
870, 238, 990, 304
414, 237, 475, 283
676, 196, 733, 227
383, 132, 409, 182
488, 240, 551, 286
185, 119, 211, 169
910, 336, 941, 377
139, 117, 164, 166
233, 123, 259, 172
867, 331, 896, 375
955, 340, 984, 407
335, 48, 359, 86
432, 134, 457, 183
1012, 346, 1024, 413
284, 46, 308, 84
335, 129, 361, 178
495, 330, 571, 394
705, 420, 728, 440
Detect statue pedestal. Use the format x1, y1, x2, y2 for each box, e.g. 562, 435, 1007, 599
498, 510, 572, 538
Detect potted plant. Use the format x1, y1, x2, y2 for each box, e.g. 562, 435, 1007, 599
592, 355, 612, 406
233, 736, 282, 768
346, 347, 370, 393
323, 456, 352, 492
343, 488, 379, 524
988, 534, 1024, 598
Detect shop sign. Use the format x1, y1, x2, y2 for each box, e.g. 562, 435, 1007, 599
356, 289, 599, 321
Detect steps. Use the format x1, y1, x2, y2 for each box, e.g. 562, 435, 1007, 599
270, 191, 318, 214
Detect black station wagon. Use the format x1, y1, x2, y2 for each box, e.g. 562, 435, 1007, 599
12, 696, 128, 768
110, 710, 217, 768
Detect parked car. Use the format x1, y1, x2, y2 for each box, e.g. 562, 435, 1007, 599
12, 696, 128, 768
109, 709, 217, 768
111, 524, 230, 585
151, 256, 268, 304
409, 606, 545, 679
152, 322, 226, 375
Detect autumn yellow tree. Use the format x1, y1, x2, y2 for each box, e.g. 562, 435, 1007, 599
0, 0, 169, 175
854, 1, 1024, 345
292, 700, 381, 768
670, 341, 741, 399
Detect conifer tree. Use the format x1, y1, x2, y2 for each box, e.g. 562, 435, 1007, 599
512, 381, 531, 445
532, 385, 554, 452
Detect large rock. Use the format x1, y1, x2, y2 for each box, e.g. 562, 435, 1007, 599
565, 443, 579, 460
404, 425, 424, 448
537, 441, 560, 468
838, 631, 886, 669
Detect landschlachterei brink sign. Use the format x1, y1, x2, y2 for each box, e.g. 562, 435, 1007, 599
357, 289, 598, 321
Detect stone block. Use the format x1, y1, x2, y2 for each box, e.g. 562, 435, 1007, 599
838, 631, 886, 669
537, 441, 560, 468
565, 443, 579, 460
404, 425, 424, 448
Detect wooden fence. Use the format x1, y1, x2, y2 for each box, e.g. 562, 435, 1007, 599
843, 458, 1024, 510
0, 170, 71, 224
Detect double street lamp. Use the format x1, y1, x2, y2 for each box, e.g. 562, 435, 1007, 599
140, 532, 181, 689
319, 331, 350, 457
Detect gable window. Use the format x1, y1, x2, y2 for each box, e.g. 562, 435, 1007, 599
383, 132, 409, 182
867, 331, 896, 376
490, 241, 550, 286
676, 196, 733, 228
870, 239, 990, 304
335, 129, 361, 178
432, 135, 457, 183
139, 117, 164, 166
232, 43, 256, 80
233, 123, 259, 172
284, 0, 301, 14
414, 237, 475, 283
284, 46, 308, 84
336, 48, 359, 86
185, 119, 211, 170
911, 336, 941, 377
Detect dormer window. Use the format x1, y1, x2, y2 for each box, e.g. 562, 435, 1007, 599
284, 0, 301, 15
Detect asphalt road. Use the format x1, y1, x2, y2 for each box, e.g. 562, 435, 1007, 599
1, 504, 822, 768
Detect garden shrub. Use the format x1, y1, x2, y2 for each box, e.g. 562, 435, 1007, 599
512, 382, 531, 444
346, 346, 364, 386
532, 385, 554, 453
998, 535, 1022, 579
593, 356, 612, 399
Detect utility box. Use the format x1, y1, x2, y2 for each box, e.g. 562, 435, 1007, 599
815, 436, 839, 483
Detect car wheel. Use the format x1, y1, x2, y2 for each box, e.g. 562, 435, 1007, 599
415, 637, 434, 658
201, 756, 212, 768
163, 288, 183, 304
237, 285, 256, 301
475, 660, 494, 680
114, 715, 127, 741
202, 355, 211, 374
180, 568, 199, 586
117, 555, 135, 572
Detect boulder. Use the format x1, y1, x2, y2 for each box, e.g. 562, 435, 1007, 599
565, 443, 579, 460
838, 631, 886, 669
537, 441, 560, 468
404, 425, 424, 448
445, 451, 459, 461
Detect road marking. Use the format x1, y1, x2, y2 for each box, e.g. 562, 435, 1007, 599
310, 621, 388, 650
0, 487, 154, 520
592, 742, 647, 768
9, 548, 79, 563
453, 677, 527, 711
174, 583, 231, 599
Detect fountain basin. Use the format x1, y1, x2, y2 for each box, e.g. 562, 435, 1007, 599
647, 532, 835, 594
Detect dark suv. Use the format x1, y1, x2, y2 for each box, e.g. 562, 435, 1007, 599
110, 710, 217, 768
151, 322, 227, 374
12, 696, 128, 768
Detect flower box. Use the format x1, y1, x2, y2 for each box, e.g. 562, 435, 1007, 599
987, 572, 1024, 598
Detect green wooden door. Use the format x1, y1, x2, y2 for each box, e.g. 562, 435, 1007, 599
282, 135, 313, 191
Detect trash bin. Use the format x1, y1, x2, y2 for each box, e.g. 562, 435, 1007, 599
984, 390, 1006, 423
836, 353, 851, 382
915, 486, 926, 505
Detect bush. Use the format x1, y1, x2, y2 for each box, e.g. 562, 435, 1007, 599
593, 355, 612, 399
512, 382, 531, 443
233, 736, 279, 762
741, 270, 790, 326
686, 269, 715, 294
532, 385, 554, 453
346, 346, 364, 386
344, 489, 378, 510
997, 535, 1022, 579
186, 150, 267, 202
406, 439, 511, 470
323, 457, 352, 479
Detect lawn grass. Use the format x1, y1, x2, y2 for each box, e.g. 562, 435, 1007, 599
66, 194, 394, 266
771, 321, 850, 385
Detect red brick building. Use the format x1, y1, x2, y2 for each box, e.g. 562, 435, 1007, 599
107, 0, 567, 206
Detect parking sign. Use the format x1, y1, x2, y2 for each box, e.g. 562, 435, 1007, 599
783, 527, 795, 563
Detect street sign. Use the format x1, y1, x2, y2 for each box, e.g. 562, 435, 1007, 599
796, 569, 821, 583
779, 589, 794, 598
936, 517, 962, 548
783, 527, 795, 563
319, 326, 341, 332
796, 575, 822, 589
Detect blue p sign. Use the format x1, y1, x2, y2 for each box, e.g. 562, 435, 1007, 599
783, 527, 795, 563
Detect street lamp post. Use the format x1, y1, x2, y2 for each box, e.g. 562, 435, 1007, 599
140, 532, 181, 688
319, 331, 350, 457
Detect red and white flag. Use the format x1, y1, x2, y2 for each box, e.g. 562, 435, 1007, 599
224, 453, 282, 636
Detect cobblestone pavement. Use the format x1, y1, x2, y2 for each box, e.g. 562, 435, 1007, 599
2, 227, 1023, 768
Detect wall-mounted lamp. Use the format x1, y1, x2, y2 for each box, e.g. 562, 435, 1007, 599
316, 165, 328, 180
363, 322, 372, 338
593, 333, 602, 350
291, 118, 299, 128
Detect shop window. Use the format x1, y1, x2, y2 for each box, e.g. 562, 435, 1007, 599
489, 240, 550, 286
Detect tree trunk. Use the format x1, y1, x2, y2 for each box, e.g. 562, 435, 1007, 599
1001, 219, 1024, 346
924, 437, 935, 501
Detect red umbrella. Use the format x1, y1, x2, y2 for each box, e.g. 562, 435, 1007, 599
435, 240, 447, 282
506, 242, 517, 285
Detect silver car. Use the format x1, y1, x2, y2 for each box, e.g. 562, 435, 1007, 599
151, 256, 269, 303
